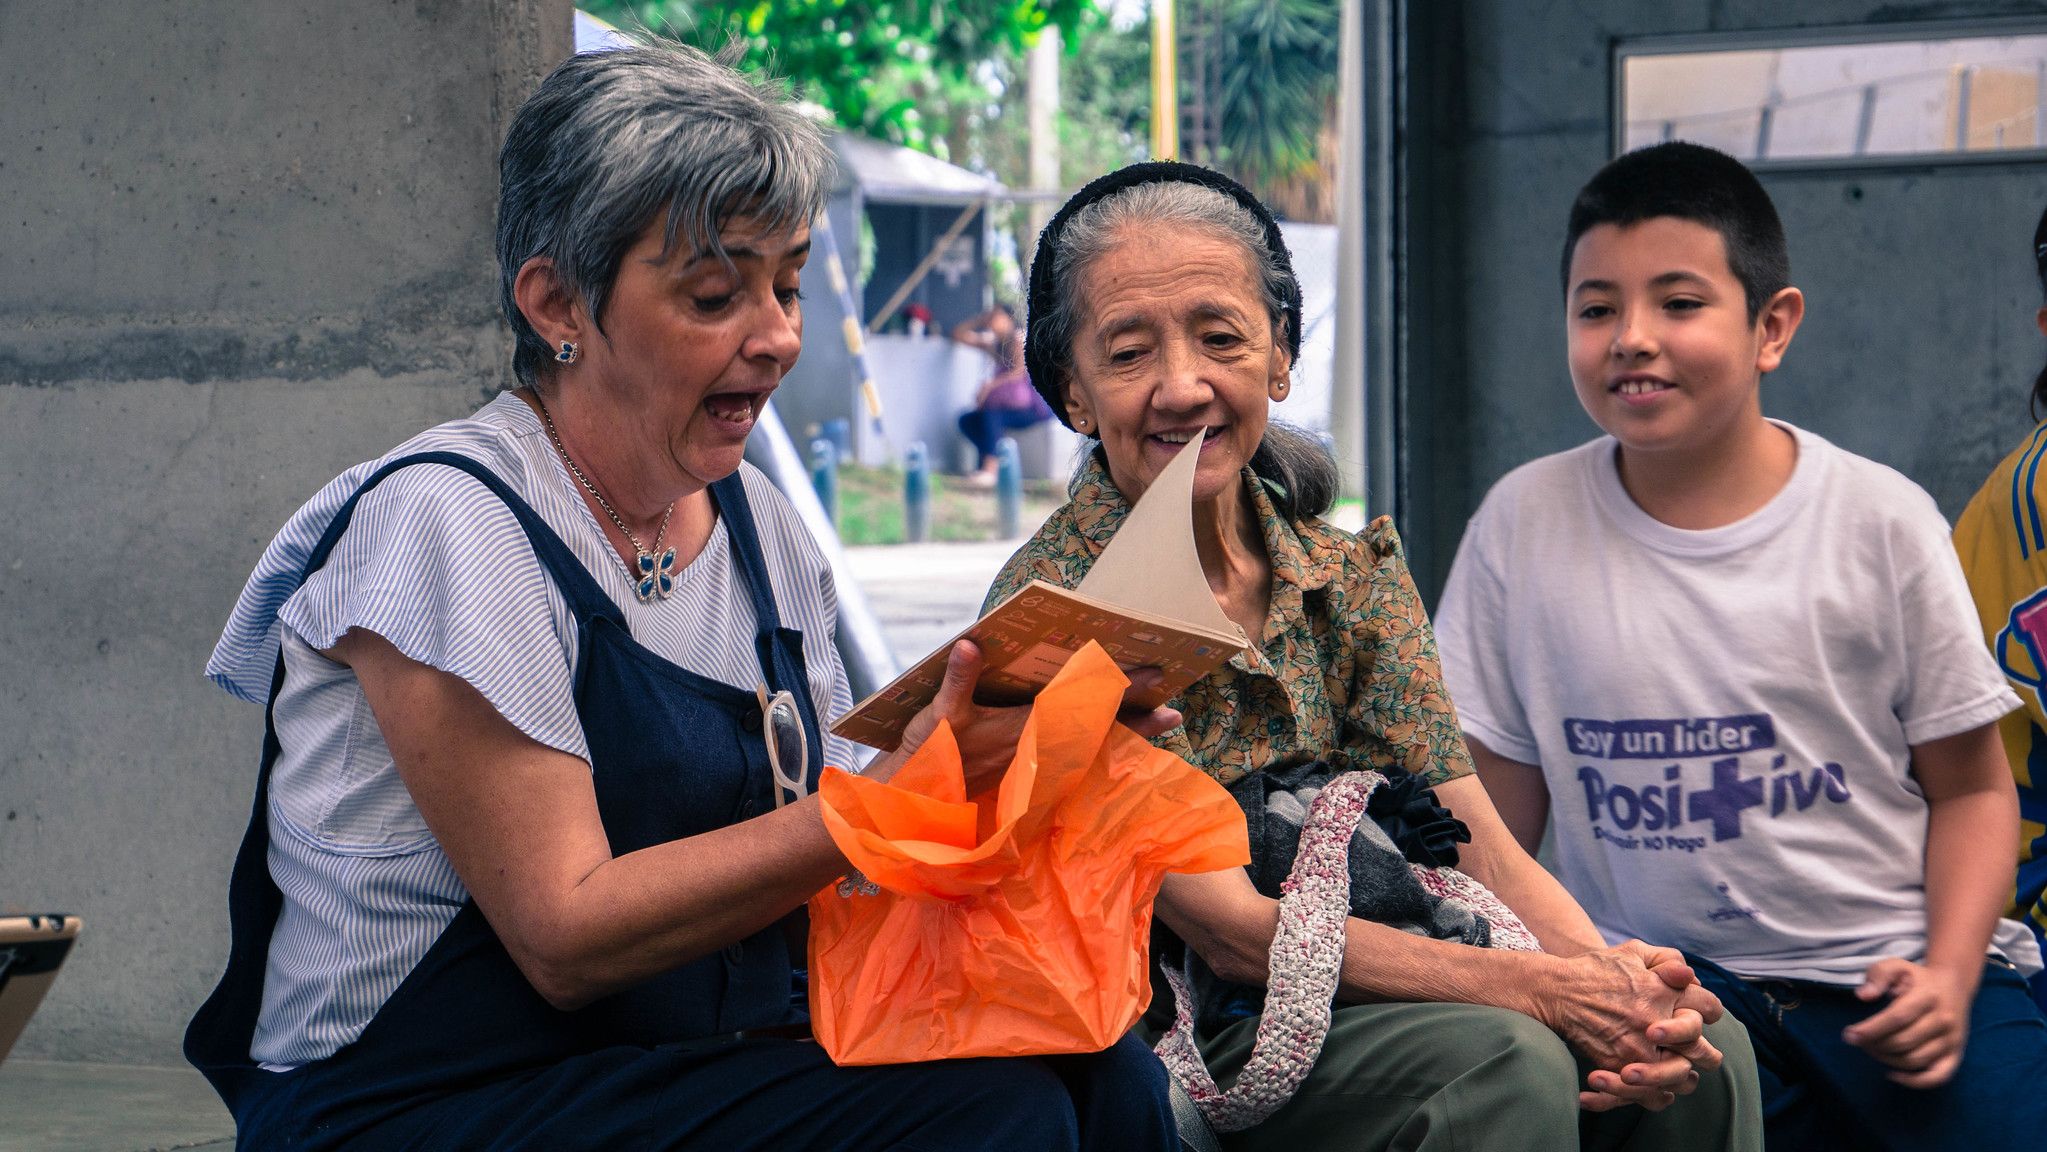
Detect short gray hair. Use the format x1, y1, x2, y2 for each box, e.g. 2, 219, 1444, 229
1031, 181, 1294, 404
1032, 181, 1334, 519
496, 38, 833, 385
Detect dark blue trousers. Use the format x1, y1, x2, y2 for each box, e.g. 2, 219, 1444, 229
959, 407, 1049, 467
1690, 954, 2047, 1152
238, 1031, 1173, 1151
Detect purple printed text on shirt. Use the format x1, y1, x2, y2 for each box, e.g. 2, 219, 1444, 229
1562, 714, 1851, 848
1562, 714, 1774, 759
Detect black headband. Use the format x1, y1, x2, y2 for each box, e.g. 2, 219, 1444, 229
1023, 161, 1303, 430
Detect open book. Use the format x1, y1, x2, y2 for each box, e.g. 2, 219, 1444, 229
831, 436, 1249, 751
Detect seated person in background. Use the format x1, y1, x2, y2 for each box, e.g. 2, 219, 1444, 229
987, 159, 1761, 1152
1953, 201, 2047, 1016
185, 39, 1181, 1152
954, 303, 1053, 486
1434, 141, 2047, 1152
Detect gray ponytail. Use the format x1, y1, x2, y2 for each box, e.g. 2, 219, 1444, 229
1250, 422, 1338, 521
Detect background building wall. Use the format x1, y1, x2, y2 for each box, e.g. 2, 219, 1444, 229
1398, 1, 2047, 599
0, 0, 570, 1064
772, 192, 865, 456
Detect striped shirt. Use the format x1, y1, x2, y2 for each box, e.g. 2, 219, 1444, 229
206, 391, 855, 1068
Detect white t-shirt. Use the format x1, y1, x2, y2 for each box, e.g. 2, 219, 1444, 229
206, 391, 858, 1066
1434, 423, 2041, 984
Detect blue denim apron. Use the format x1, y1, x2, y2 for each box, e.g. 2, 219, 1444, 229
184, 452, 823, 1148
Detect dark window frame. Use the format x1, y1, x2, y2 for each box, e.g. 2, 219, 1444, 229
1613, 17, 2047, 172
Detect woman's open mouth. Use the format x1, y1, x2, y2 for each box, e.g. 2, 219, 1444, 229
703, 392, 761, 428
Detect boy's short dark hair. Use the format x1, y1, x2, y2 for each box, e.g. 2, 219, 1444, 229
1561, 141, 1790, 321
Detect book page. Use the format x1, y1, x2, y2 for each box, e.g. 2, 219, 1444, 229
829, 435, 1249, 750
829, 580, 1243, 751
1075, 434, 1245, 643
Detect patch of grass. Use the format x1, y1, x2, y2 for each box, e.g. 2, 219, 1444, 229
828, 464, 1065, 546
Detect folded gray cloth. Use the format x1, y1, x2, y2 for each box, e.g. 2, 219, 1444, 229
1179, 760, 1490, 1037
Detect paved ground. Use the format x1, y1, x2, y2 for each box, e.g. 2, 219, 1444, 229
842, 537, 1032, 668
0, 1061, 233, 1152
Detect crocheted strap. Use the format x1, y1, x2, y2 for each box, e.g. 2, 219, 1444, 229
1153, 770, 1385, 1133
1414, 866, 1542, 952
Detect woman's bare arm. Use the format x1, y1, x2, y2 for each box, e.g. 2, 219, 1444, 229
1434, 772, 1606, 956
334, 632, 1177, 1011
338, 626, 848, 1010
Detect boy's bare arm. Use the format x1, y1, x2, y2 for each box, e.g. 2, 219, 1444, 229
1466, 735, 1553, 857
1843, 720, 2018, 1088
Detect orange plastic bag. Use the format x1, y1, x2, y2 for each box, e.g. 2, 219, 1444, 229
808, 641, 1250, 1065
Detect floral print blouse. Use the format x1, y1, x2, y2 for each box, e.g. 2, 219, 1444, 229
983, 451, 1474, 789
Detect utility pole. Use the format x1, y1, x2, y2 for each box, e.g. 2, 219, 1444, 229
1151, 0, 1178, 159
1024, 24, 1062, 274
1185, 1, 1204, 164
1330, 0, 1366, 502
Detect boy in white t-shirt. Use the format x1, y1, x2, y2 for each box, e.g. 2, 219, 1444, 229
1434, 141, 2047, 1151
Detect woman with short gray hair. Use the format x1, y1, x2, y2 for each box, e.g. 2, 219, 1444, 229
185, 40, 1179, 1151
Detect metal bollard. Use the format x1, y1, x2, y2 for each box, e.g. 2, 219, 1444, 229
809, 438, 839, 526
903, 441, 931, 544
994, 436, 1023, 539
822, 417, 851, 464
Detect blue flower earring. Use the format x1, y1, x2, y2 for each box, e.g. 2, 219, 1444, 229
555, 340, 579, 364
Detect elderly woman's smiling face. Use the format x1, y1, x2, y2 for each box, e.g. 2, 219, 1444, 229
1063, 226, 1289, 506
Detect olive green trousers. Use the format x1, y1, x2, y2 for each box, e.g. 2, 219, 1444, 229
1193, 1001, 1763, 1152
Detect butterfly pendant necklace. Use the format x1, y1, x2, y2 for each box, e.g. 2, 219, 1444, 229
531, 388, 676, 602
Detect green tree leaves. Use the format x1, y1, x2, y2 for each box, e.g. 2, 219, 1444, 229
585, 0, 1341, 219
589, 0, 1087, 161
1212, 0, 1338, 191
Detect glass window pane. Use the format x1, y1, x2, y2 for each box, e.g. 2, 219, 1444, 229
1620, 30, 2047, 163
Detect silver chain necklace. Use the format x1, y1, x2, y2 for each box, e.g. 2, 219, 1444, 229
530, 388, 677, 602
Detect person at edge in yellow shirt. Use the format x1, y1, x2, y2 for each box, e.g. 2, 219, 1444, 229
1954, 203, 2047, 1016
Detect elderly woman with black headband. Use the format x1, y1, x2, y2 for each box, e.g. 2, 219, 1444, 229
185, 42, 1181, 1152
985, 163, 1763, 1150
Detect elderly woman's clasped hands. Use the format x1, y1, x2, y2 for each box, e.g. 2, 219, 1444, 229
1544, 940, 1728, 1110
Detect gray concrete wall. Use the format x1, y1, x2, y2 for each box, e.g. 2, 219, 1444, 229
0, 0, 570, 1064
1401, 1, 2047, 599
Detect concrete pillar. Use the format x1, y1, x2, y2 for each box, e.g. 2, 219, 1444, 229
0, 0, 571, 1064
